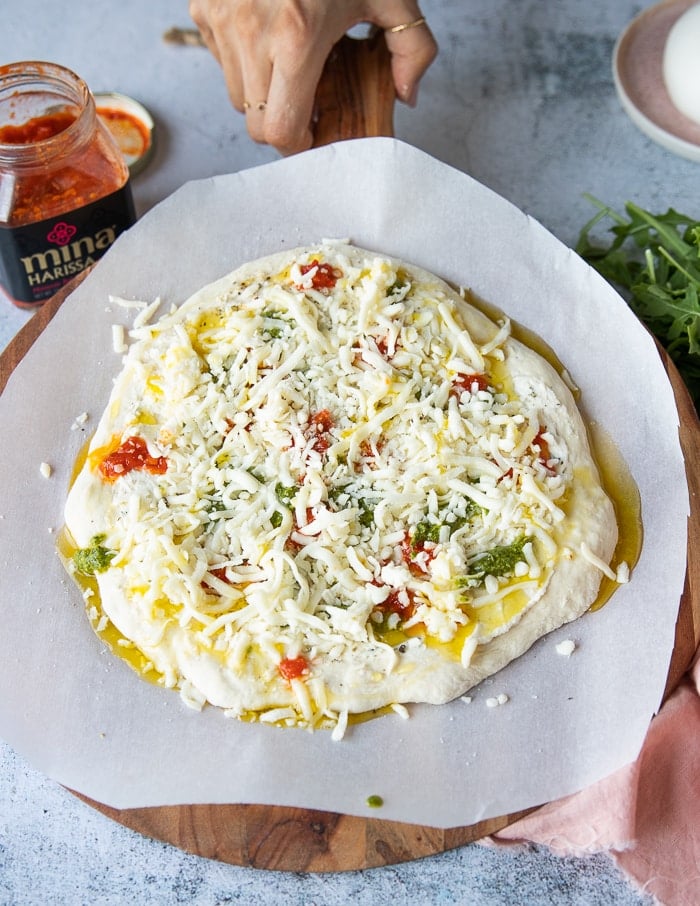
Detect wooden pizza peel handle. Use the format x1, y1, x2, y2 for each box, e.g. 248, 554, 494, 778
312, 29, 395, 147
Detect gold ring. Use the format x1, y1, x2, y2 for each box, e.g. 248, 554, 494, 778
243, 101, 251, 111
386, 16, 426, 34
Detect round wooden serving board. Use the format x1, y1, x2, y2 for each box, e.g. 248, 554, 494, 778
2, 32, 699, 872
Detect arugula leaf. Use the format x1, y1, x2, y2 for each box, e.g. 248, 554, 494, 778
576, 196, 700, 412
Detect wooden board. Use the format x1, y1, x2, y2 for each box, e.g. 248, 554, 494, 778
1, 31, 699, 873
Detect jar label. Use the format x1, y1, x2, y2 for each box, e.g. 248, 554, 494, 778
0, 183, 136, 306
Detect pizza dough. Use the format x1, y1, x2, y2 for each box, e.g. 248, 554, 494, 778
64, 241, 619, 736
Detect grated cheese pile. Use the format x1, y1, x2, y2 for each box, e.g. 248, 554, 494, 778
64, 241, 619, 736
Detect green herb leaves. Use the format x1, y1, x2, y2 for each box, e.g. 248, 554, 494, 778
576, 197, 700, 411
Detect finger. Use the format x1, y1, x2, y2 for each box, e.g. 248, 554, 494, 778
262, 48, 331, 155
218, 50, 248, 112
188, 1, 221, 63
246, 2, 355, 154
384, 18, 438, 106
238, 52, 274, 143
189, 2, 251, 110
366, 1, 438, 106
189, 20, 220, 63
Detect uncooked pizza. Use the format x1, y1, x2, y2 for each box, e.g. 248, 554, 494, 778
64, 241, 622, 738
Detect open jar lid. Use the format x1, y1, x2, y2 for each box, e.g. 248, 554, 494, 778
94, 91, 154, 176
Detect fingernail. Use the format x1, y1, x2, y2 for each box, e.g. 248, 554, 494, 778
403, 84, 419, 108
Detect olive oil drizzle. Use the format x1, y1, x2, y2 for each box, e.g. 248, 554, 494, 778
58, 525, 166, 686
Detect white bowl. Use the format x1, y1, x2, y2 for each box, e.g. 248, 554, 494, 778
613, 0, 700, 162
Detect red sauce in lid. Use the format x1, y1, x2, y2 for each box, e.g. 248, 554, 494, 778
97, 105, 151, 159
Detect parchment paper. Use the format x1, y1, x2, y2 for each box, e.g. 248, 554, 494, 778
0, 139, 688, 828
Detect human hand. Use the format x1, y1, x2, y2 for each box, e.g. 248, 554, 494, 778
188, 0, 437, 155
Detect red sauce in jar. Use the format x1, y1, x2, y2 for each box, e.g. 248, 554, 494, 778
0, 62, 136, 308
0, 110, 77, 144
0, 108, 128, 228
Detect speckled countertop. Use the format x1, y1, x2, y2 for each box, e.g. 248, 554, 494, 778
1, 2, 696, 903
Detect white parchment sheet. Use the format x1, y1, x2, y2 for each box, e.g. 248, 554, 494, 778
0, 139, 688, 828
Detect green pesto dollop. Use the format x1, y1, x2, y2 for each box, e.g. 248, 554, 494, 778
412, 500, 480, 549
458, 535, 531, 588
72, 534, 115, 576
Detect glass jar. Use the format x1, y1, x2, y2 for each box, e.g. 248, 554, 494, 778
0, 61, 136, 308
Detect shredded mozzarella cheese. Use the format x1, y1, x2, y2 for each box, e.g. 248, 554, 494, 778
64, 242, 618, 735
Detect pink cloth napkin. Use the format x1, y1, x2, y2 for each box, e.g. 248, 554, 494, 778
485, 653, 700, 905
